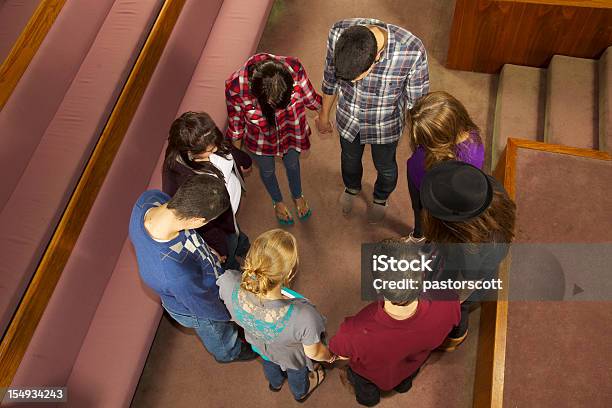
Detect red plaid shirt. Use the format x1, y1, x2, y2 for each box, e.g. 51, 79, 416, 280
225, 53, 322, 156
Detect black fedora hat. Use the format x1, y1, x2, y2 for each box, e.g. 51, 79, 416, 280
420, 161, 493, 222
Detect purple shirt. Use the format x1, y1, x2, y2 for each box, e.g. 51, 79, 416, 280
407, 131, 484, 190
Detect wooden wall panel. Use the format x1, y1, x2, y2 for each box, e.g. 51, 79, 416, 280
447, 0, 612, 73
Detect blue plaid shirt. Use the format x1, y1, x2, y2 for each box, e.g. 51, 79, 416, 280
322, 18, 429, 144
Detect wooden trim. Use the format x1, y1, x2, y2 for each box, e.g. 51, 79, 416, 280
0, 0, 186, 387
495, 0, 612, 9
0, 0, 67, 110
507, 138, 612, 162
473, 137, 610, 407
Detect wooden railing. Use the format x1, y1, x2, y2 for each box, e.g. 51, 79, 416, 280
0, 0, 186, 388
0, 0, 67, 110
447, 0, 612, 73
472, 137, 611, 407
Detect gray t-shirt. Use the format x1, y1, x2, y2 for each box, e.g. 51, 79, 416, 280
217, 270, 326, 371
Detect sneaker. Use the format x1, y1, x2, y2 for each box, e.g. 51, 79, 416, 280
340, 189, 359, 215
235, 342, 259, 361
400, 232, 427, 244
367, 201, 387, 224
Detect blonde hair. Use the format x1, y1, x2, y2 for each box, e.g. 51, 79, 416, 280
409, 91, 481, 169
240, 229, 299, 296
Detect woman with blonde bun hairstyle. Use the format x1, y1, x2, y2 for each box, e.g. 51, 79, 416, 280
217, 229, 333, 402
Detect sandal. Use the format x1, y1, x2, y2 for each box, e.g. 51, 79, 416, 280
273, 202, 294, 225
296, 364, 326, 403
293, 196, 312, 221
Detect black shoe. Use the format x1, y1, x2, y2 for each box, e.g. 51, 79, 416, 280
394, 378, 413, 393
235, 343, 258, 361
269, 383, 283, 392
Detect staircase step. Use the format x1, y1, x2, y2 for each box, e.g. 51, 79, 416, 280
599, 46, 612, 154
545, 55, 598, 149
492, 64, 546, 168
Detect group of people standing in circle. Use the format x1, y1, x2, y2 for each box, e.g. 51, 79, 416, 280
129, 18, 516, 407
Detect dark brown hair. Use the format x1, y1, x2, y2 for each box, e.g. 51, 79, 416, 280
164, 111, 231, 177
248, 58, 294, 128
423, 186, 516, 245
409, 91, 481, 169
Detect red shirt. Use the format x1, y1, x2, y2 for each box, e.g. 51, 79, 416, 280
329, 296, 460, 391
225, 53, 322, 156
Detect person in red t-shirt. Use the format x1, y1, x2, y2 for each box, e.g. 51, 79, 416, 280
329, 240, 460, 406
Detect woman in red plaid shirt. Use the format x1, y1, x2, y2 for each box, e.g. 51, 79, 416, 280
225, 53, 322, 225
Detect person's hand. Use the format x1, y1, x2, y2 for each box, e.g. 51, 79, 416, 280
240, 165, 252, 176
315, 114, 333, 135
210, 248, 226, 264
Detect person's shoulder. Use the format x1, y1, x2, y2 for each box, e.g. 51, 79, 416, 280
340, 302, 378, 329
389, 25, 426, 52
217, 269, 242, 289
424, 293, 460, 314
136, 190, 169, 208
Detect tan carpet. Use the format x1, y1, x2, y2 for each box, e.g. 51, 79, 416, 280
132, 1, 496, 407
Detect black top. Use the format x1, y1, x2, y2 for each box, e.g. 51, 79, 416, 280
161, 146, 252, 256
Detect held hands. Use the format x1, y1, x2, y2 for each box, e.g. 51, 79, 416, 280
315, 113, 333, 136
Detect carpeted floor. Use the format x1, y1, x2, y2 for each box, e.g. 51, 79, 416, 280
132, 1, 497, 407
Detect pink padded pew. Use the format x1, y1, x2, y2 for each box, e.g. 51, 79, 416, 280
0, 0, 163, 337
7, 0, 272, 407
0, 0, 41, 62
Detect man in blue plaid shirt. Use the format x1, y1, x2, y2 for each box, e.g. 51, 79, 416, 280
317, 18, 429, 223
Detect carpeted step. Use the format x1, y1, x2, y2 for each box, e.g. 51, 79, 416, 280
599, 46, 612, 154
545, 55, 598, 149
492, 64, 546, 168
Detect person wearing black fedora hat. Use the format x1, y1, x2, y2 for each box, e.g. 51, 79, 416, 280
420, 161, 516, 350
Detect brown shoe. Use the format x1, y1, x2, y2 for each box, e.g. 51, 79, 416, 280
437, 329, 468, 352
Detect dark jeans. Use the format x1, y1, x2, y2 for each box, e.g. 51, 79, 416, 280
250, 149, 302, 203
221, 230, 250, 271
407, 174, 423, 237
347, 366, 420, 407
340, 134, 398, 201
261, 359, 310, 400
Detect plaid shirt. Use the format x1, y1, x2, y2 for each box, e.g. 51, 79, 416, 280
225, 53, 322, 156
322, 18, 430, 145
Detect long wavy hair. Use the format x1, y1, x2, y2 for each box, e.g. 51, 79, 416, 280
409, 91, 481, 169
423, 186, 516, 245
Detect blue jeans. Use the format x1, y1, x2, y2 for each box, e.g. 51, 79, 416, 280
250, 149, 302, 203
262, 359, 310, 400
165, 308, 241, 362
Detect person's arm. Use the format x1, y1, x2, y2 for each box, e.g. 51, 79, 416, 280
295, 61, 322, 111
230, 144, 252, 174
303, 342, 336, 363
328, 324, 353, 362
405, 46, 430, 109
161, 162, 179, 197
225, 86, 246, 149
318, 26, 340, 134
